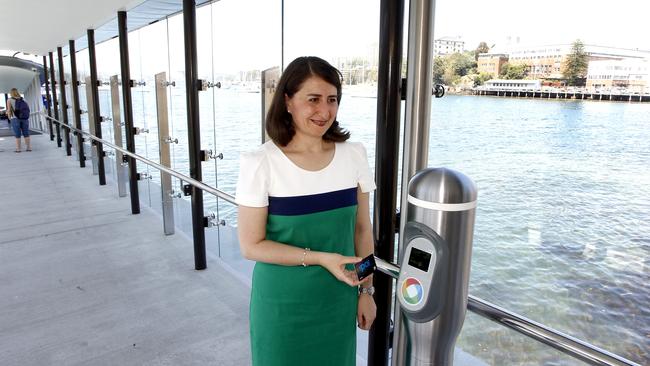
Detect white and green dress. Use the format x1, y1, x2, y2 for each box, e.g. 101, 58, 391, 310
236, 140, 375, 366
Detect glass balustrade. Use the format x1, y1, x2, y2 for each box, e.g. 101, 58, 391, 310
44, 1, 647, 364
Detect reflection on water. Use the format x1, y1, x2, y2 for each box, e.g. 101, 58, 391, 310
120, 90, 648, 364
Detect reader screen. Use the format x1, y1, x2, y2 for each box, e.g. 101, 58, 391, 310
408, 247, 431, 272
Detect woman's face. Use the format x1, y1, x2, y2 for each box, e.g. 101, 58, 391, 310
285, 76, 339, 140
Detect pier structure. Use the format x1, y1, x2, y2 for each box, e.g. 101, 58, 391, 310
472, 88, 650, 102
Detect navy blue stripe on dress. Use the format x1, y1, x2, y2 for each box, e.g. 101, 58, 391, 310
268, 187, 358, 216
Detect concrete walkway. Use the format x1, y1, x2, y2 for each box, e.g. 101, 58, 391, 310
0, 132, 251, 365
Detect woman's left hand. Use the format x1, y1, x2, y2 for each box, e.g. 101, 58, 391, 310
357, 292, 377, 330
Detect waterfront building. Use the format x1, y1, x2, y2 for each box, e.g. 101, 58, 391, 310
482, 79, 541, 90
434, 36, 464, 55
481, 44, 650, 80
586, 58, 649, 92
476, 53, 508, 77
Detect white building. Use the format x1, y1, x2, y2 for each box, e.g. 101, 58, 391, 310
494, 44, 650, 79
586, 58, 649, 92
434, 36, 464, 55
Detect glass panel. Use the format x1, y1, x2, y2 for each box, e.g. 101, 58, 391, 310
208, 0, 282, 275
128, 28, 153, 208
456, 312, 588, 365
166, 13, 192, 236
196, 4, 220, 254
430, 2, 650, 362
95, 38, 123, 186
62, 51, 74, 157
75, 48, 90, 134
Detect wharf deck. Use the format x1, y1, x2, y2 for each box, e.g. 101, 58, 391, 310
0, 132, 250, 365
473, 89, 650, 102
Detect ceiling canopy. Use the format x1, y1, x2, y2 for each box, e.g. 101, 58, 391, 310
0, 0, 146, 56
0, 0, 212, 93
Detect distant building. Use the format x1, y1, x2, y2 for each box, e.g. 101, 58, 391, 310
505, 44, 649, 79
434, 36, 464, 55
482, 79, 541, 90
477, 53, 509, 77
586, 58, 649, 92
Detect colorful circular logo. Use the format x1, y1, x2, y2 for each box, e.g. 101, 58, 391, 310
401, 277, 423, 305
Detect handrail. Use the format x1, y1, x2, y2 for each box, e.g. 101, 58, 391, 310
467, 296, 640, 366
44, 114, 641, 366
45, 114, 236, 205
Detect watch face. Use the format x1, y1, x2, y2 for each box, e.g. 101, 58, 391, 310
355, 254, 377, 281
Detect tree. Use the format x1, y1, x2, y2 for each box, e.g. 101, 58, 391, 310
499, 62, 528, 79
433, 56, 446, 84
474, 42, 490, 61
473, 72, 493, 86
563, 39, 588, 86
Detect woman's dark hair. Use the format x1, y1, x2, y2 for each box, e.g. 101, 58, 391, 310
266, 56, 350, 146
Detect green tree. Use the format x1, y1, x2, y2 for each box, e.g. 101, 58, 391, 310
433, 56, 446, 84
563, 39, 588, 86
474, 41, 490, 61
499, 62, 528, 79
448, 52, 476, 78
473, 72, 493, 86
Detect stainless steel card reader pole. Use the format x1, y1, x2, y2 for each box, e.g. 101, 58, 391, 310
375, 167, 477, 366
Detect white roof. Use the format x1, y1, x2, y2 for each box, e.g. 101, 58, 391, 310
0, 0, 145, 56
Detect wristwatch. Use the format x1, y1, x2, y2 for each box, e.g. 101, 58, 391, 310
359, 286, 375, 296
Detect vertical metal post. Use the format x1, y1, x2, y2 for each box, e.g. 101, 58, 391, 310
369, 1, 406, 365
69, 40, 86, 167
57, 46, 72, 156
118, 10, 140, 215
85, 76, 99, 175
42, 56, 54, 141
87, 29, 107, 185
155, 72, 175, 235
49, 52, 61, 147
110, 75, 128, 197
183, 0, 207, 270
393, 1, 437, 365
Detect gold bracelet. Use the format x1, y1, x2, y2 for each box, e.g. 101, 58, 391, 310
301, 248, 311, 267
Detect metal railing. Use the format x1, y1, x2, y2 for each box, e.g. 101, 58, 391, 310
45, 114, 640, 366
468, 296, 640, 366
45, 114, 235, 205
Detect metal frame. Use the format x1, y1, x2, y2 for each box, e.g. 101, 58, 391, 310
468, 296, 640, 366
42, 56, 54, 141
261, 67, 279, 144
43, 112, 640, 366
368, 1, 406, 365
84, 76, 99, 175
118, 10, 141, 215
110, 75, 127, 198
56, 46, 72, 156
49, 51, 61, 148
87, 29, 107, 185
183, 0, 207, 270
155, 72, 175, 235
392, 2, 437, 365
68, 39, 86, 167
46, 115, 235, 204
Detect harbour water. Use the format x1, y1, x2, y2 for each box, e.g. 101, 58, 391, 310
118, 89, 648, 364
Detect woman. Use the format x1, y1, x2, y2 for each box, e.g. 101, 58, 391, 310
7, 88, 31, 153
236, 56, 376, 366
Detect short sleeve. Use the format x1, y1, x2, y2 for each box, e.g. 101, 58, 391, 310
350, 142, 376, 193
235, 149, 269, 207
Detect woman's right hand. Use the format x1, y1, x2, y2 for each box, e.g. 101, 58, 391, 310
317, 252, 362, 287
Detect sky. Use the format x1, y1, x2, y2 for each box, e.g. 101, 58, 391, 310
216, 0, 650, 72
434, 0, 650, 51
6, 0, 649, 74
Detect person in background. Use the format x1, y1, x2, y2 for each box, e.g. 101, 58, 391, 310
236, 56, 376, 366
7, 88, 31, 152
